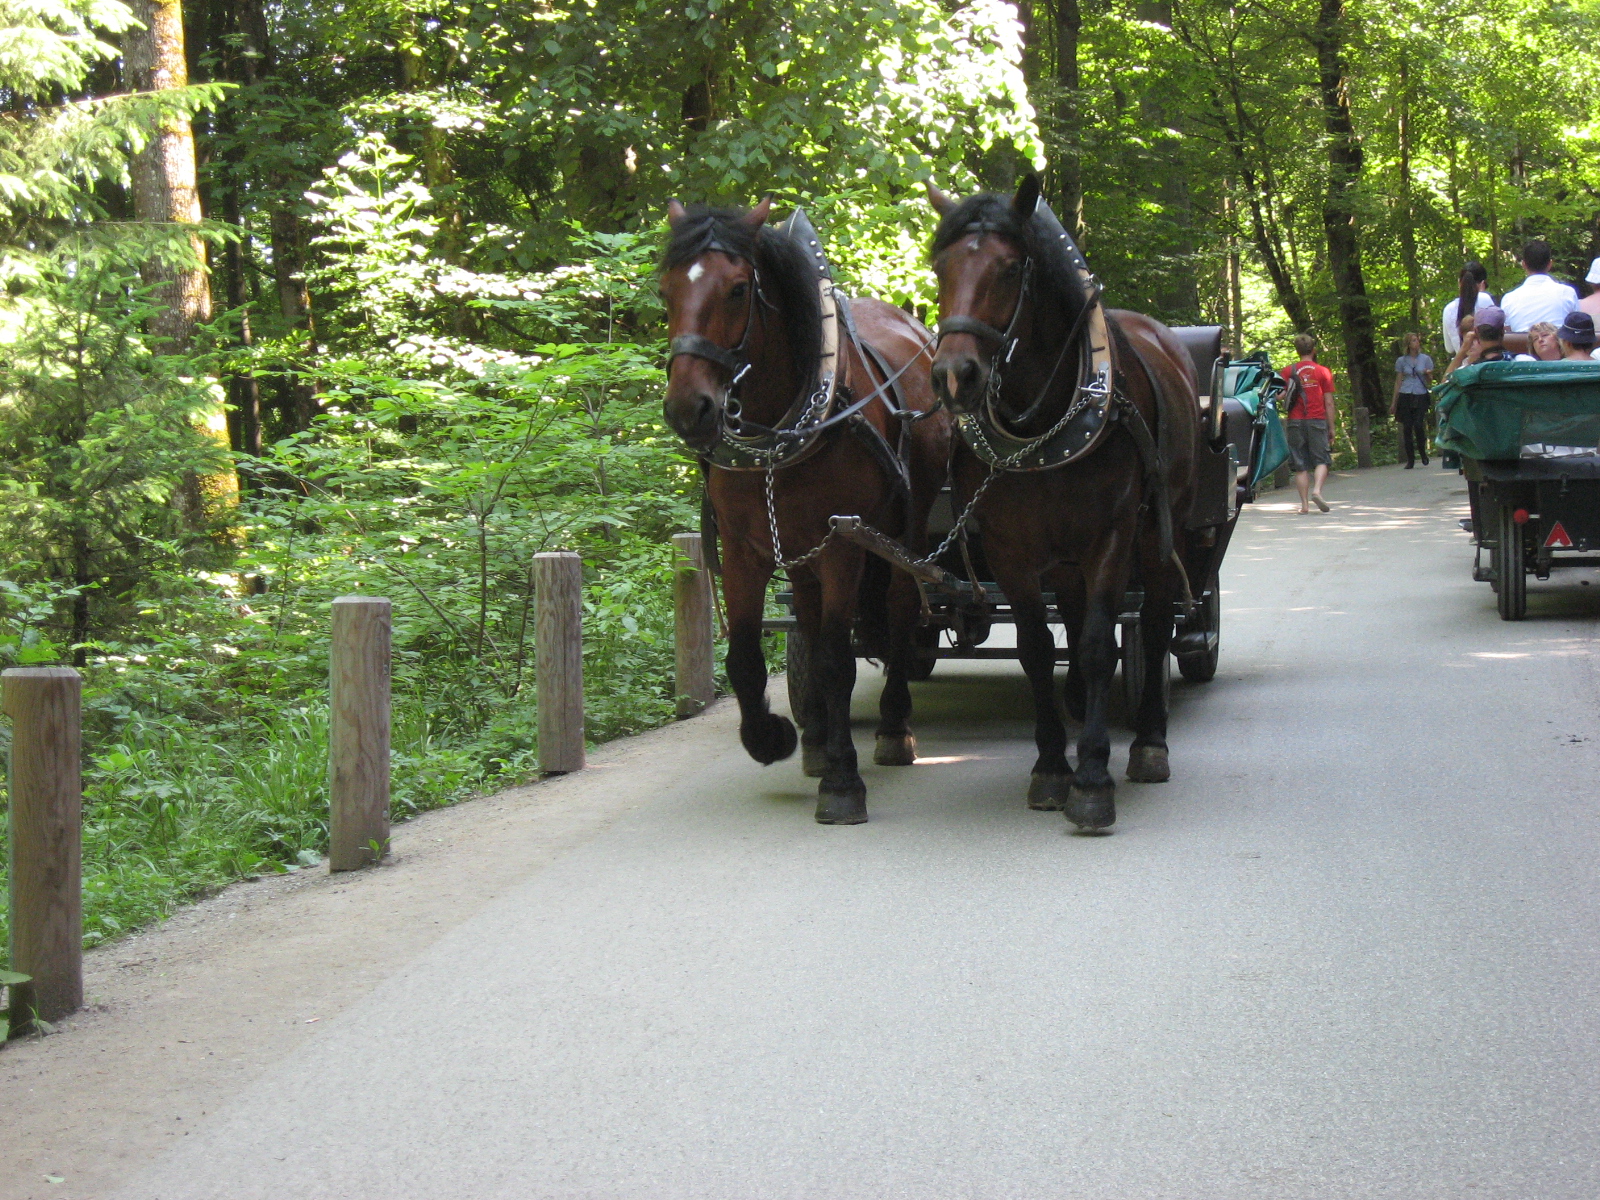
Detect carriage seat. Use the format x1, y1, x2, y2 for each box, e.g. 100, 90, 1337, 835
1168, 325, 1226, 401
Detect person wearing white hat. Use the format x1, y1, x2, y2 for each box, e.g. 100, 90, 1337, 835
1579, 257, 1600, 321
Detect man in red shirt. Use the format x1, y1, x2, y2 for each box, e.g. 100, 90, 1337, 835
1281, 334, 1338, 513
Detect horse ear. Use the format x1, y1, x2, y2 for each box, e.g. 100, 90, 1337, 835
741, 195, 774, 231
925, 180, 956, 216
667, 199, 688, 227
1011, 174, 1042, 221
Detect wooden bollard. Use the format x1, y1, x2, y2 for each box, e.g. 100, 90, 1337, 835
329, 597, 390, 871
3, 667, 83, 1027
1354, 406, 1373, 469
534, 552, 584, 774
672, 532, 715, 718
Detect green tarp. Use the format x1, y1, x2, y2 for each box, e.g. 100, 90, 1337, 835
1435, 359, 1600, 461
1221, 360, 1290, 485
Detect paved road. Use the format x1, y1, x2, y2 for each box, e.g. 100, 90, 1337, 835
111, 466, 1600, 1199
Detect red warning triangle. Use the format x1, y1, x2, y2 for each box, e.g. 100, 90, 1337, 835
1544, 521, 1574, 548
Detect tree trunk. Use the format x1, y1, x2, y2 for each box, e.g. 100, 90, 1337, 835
1050, 0, 1083, 240
124, 0, 212, 349
1396, 58, 1422, 327
1310, 0, 1383, 415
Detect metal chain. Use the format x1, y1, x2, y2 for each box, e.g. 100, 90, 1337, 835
765, 463, 837, 572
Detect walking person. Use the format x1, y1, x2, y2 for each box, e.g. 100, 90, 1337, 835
1281, 333, 1338, 513
1442, 262, 1493, 356
1391, 332, 1434, 468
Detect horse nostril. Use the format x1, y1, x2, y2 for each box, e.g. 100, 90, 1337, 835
956, 358, 980, 389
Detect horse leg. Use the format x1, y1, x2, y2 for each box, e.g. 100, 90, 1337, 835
1067, 572, 1126, 832
813, 552, 868, 824
873, 568, 921, 766
789, 574, 830, 778
1053, 568, 1087, 725
723, 552, 797, 766
1127, 564, 1177, 783
996, 572, 1071, 812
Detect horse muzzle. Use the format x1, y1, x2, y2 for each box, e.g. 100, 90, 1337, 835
663, 386, 722, 454
931, 348, 988, 416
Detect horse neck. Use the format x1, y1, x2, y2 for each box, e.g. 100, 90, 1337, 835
1001, 286, 1084, 433
739, 296, 805, 426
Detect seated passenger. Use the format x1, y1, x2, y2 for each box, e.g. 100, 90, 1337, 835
1581, 258, 1600, 321
1500, 240, 1579, 331
1515, 321, 1561, 361
1554, 311, 1599, 361
1442, 262, 1493, 355
1444, 306, 1512, 378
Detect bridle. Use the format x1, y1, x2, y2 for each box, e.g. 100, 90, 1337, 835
934, 222, 1103, 430
665, 257, 768, 423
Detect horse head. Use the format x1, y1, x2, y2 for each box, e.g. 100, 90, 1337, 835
659, 196, 774, 453
925, 175, 1046, 417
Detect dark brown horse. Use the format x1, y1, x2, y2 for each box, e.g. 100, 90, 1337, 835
926, 176, 1201, 832
661, 198, 951, 824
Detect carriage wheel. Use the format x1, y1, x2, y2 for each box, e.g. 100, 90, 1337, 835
1121, 619, 1170, 730
785, 628, 812, 726
1496, 504, 1528, 621
1176, 588, 1221, 683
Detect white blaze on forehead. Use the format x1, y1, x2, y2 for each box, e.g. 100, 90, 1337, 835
687, 261, 705, 283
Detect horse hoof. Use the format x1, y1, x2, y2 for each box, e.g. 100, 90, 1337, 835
873, 733, 917, 766
1126, 743, 1170, 783
1065, 783, 1115, 832
816, 783, 868, 825
802, 743, 828, 778
743, 714, 798, 765
1027, 772, 1071, 811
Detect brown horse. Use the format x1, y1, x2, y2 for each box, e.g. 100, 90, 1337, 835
661, 198, 951, 824
926, 176, 1201, 832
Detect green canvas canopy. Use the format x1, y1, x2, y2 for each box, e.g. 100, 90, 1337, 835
1434, 360, 1600, 461
1221, 359, 1289, 486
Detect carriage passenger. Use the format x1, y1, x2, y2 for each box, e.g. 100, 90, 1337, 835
1513, 322, 1561, 362
1579, 259, 1600, 322
1554, 312, 1599, 361
1499, 240, 1578, 332
1442, 261, 1493, 355
1444, 306, 1512, 379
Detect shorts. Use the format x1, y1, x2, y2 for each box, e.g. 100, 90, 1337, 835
1286, 419, 1331, 471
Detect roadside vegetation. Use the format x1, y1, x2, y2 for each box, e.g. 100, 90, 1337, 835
1, 0, 1593, 958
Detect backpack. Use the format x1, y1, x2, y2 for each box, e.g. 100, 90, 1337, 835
1280, 367, 1307, 417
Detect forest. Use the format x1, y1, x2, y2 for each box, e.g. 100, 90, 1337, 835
1, 0, 1597, 951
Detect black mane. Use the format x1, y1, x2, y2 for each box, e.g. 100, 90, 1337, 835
662, 205, 821, 381
929, 192, 1090, 316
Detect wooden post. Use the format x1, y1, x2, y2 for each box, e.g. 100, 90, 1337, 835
3, 667, 82, 1027
672, 532, 715, 719
535, 552, 585, 774
329, 597, 390, 872
1273, 462, 1291, 489
1355, 406, 1374, 468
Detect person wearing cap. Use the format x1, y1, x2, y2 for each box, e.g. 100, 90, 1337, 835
1499, 239, 1578, 331
1580, 258, 1600, 322
1444, 306, 1513, 379
1554, 311, 1599, 361
1390, 332, 1434, 468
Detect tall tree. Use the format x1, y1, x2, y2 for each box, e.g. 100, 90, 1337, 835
1309, 0, 1382, 412
1050, 0, 1084, 239
124, 0, 212, 348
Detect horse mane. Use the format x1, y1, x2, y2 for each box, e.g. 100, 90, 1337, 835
662, 205, 822, 382
929, 192, 1091, 318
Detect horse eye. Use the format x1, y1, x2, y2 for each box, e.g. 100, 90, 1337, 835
729, 282, 748, 299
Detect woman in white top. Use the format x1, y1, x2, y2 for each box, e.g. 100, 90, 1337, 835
1442, 262, 1492, 355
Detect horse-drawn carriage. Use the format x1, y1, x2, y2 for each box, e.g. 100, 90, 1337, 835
1437, 359, 1600, 620
769, 348, 1290, 722
662, 178, 1290, 830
